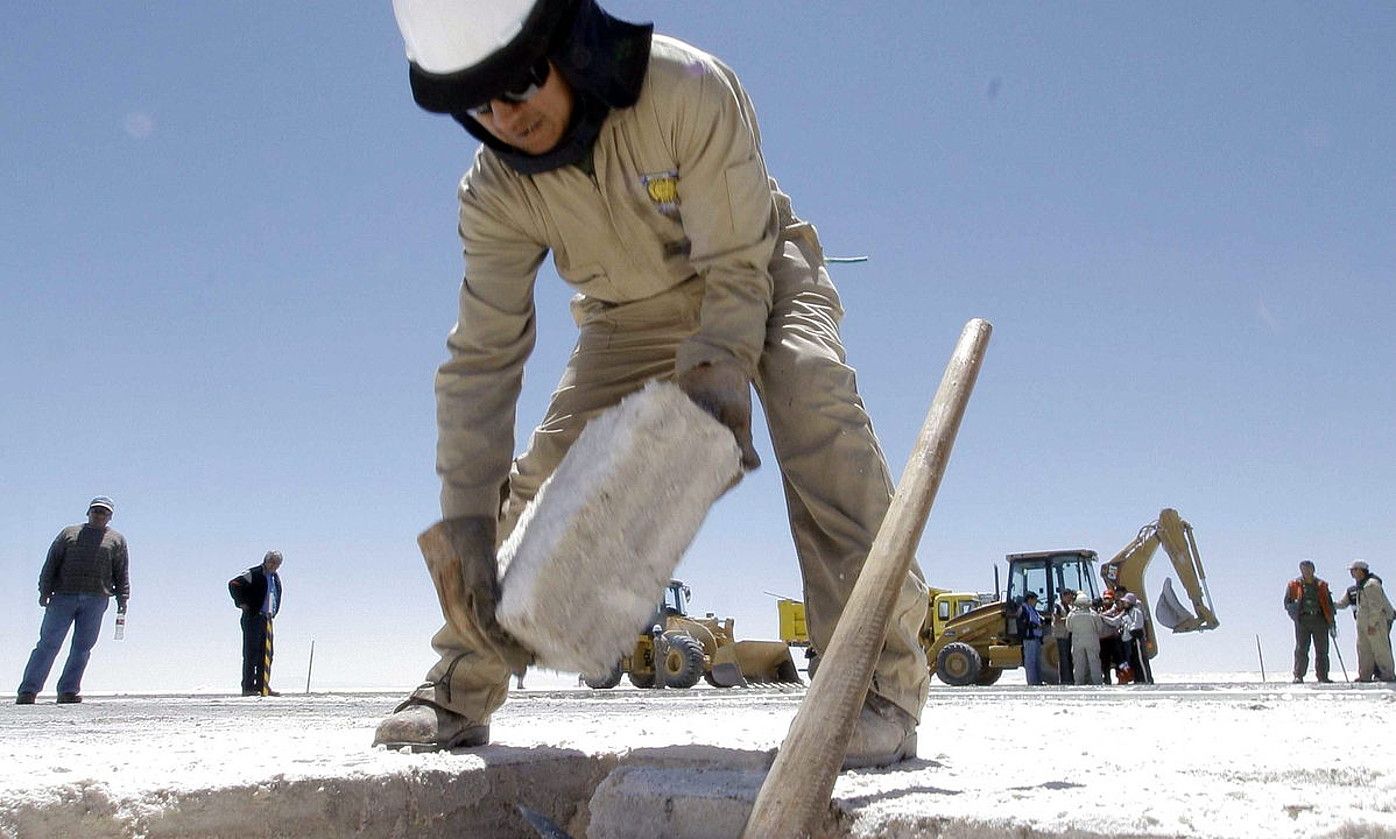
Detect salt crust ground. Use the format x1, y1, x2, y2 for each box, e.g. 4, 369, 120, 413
1, 677, 1392, 838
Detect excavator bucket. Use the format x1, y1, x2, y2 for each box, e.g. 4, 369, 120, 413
1156, 509, 1221, 630
1155, 578, 1206, 633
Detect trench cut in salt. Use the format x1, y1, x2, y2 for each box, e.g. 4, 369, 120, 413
496, 380, 743, 675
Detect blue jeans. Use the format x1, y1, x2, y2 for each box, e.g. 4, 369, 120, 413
1023, 638, 1043, 685
19, 594, 109, 696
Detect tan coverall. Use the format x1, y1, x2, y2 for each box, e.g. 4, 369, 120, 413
413, 36, 930, 726
1339, 576, 1395, 681
1065, 608, 1106, 686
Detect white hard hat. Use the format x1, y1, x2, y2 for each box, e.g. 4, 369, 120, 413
392, 0, 577, 115
392, 0, 534, 74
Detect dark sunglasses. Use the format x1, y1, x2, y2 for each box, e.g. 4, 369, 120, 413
466, 57, 552, 119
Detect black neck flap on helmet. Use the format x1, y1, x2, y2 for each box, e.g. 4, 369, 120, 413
406, 0, 653, 175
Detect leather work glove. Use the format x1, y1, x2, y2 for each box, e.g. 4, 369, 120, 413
677, 361, 761, 470
438, 516, 533, 672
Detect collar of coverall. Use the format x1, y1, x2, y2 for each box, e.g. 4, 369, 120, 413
411, 0, 653, 175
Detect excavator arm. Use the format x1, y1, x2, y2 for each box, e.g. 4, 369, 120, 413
1100, 508, 1220, 634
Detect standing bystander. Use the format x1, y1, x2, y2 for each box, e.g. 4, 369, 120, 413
1051, 589, 1075, 685
1066, 592, 1106, 685
1120, 593, 1153, 684
1282, 559, 1334, 683
1335, 560, 1395, 682
1018, 592, 1046, 685
229, 551, 285, 696
1098, 591, 1125, 684
17, 497, 130, 704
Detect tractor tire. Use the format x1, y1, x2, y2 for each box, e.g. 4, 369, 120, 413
583, 662, 623, 690
662, 634, 706, 689
628, 670, 656, 689
936, 642, 984, 687
975, 666, 1003, 686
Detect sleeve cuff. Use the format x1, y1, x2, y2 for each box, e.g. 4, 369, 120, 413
440, 484, 503, 522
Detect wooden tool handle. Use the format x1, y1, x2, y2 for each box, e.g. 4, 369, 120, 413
742, 318, 992, 839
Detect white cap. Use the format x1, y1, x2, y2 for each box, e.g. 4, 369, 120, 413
392, 0, 534, 74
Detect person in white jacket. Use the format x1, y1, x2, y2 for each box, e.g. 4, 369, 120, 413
1336, 560, 1395, 682
1066, 593, 1106, 685
1119, 593, 1153, 684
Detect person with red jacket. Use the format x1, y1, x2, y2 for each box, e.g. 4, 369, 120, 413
1283, 560, 1334, 683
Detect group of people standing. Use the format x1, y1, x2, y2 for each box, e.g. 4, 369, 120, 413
1285, 559, 1394, 683
15, 496, 287, 703
1017, 588, 1153, 686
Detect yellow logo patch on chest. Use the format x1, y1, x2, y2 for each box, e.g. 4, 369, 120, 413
641, 170, 680, 217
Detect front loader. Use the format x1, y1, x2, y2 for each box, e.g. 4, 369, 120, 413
584, 580, 800, 689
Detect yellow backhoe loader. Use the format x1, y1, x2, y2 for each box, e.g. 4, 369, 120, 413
584, 580, 801, 690
780, 508, 1220, 686
778, 588, 991, 680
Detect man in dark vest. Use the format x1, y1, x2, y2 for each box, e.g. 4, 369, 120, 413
1283, 559, 1334, 683
229, 551, 284, 696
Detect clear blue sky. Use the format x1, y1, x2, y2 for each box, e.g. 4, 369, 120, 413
3, 3, 1393, 692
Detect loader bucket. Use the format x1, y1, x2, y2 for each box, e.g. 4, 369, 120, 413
732, 640, 803, 685
709, 644, 747, 687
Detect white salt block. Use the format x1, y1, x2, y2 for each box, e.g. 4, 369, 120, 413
496, 380, 742, 675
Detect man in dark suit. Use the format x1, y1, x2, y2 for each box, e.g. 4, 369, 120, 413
229, 551, 284, 696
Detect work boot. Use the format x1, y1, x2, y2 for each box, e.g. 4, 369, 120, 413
842, 693, 918, 770
15, 693, 36, 705
1291, 676, 1304, 684
56, 693, 82, 704
373, 700, 488, 752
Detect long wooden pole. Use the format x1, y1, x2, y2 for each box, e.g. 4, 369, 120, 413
305, 640, 315, 694
1255, 634, 1266, 683
742, 318, 992, 839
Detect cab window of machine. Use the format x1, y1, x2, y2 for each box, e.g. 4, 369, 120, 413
664, 584, 687, 616
1010, 561, 1050, 612
1053, 557, 1095, 600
